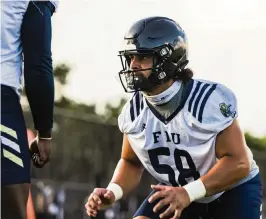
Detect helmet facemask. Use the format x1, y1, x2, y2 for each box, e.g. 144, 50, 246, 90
117, 17, 189, 92
118, 45, 176, 93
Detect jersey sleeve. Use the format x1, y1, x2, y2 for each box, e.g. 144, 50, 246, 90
118, 92, 145, 134
192, 83, 238, 134
118, 100, 132, 134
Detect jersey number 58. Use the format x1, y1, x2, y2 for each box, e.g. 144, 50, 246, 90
148, 147, 200, 186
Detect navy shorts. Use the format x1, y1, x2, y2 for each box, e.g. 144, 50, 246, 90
1, 85, 31, 185
134, 173, 262, 219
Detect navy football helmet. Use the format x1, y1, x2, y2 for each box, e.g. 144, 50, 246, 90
118, 16, 189, 92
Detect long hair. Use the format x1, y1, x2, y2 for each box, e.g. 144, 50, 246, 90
176, 68, 194, 82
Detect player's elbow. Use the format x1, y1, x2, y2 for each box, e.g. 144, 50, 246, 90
236, 148, 252, 178
236, 159, 250, 179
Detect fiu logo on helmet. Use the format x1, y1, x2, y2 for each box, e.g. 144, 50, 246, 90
219, 103, 236, 118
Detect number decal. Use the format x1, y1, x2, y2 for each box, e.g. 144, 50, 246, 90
148, 147, 200, 186
148, 147, 178, 186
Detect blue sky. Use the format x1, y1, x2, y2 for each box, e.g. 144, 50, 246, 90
51, 0, 266, 136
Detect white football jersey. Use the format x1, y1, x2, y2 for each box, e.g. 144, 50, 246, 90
118, 79, 259, 203
1, 1, 30, 94
0, 1, 58, 95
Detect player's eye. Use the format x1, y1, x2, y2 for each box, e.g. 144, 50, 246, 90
126, 54, 153, 63
128, 55, 135, 60
142, 55, 150, 59
140, 55, 153, 61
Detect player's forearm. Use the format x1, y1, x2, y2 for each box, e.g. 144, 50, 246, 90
109, 158, 144, 197
24, 68, 54, 137
201, 156, 250, 196
22, 1, 54, 138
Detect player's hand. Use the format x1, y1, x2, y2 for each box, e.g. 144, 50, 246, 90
85, 188, 115, 217
29, 137, 51, 168
148, 184, 190, 219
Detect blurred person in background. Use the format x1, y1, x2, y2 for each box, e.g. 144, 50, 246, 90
85, 16, 262, 219
1, 1, 58, 219
34, 182, 57, 219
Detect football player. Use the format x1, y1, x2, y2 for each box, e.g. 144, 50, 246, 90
1, 1, 58, 219
85, 17, 262, 219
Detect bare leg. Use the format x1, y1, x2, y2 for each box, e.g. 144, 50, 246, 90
1, 183, 30, 219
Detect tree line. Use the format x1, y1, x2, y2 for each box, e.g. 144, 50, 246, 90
26, 63, 266, 151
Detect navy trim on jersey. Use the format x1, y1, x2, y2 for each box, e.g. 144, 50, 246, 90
188, 82, 217, 123
141, 96, 144, 110
130, 98, 135, 122
135, 91, 140, 116
192, 83, 210, 118
130, 92, 145, 122
188, 81, 202, 112
198, 84, 217, 122
145, 79, 194, 125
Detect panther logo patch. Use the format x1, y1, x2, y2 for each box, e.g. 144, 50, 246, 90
219, 103, 236, 118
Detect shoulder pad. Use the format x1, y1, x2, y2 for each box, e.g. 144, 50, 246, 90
186, 80, 238, 133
